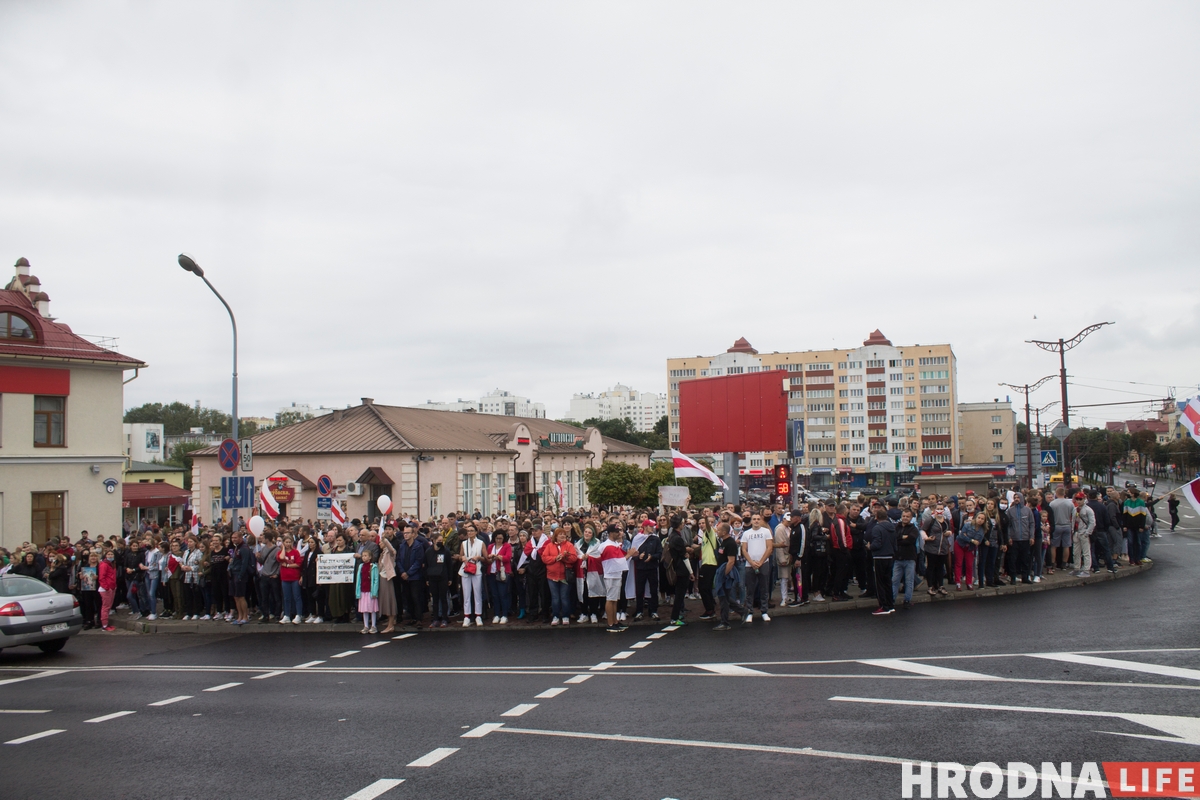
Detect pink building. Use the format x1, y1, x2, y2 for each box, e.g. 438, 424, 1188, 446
191, 399, 650, 525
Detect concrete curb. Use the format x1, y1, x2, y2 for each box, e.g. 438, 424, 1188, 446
107, 561, 1152, 634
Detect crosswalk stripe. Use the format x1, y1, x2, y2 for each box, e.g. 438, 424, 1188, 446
1030, 652, 1200, 681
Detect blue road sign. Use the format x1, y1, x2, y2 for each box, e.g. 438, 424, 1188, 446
218, 439, 240, 472
317, 497, 333, 509
221, 475, 255, 509
1040, 450, 1059, 467
317, 474, 333, 497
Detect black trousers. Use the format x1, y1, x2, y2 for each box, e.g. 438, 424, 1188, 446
1011, 540, 1032, 581
854, 547, 874, 595
830, 549, 852, 596
210, 571, 229, 614
428, 576, 448, 620
80, 590, 100, 626
403, 579, 425, 622
634, 564, 659, 614
800, 553, 814, 601
698, 564, 716, 615
526, 568, 548, 620
671, 567, 688, 620
873, 558, 894, 610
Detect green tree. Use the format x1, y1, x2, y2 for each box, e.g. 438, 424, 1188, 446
163, 440, 209, 490
653, 415, 667, 437
124, 400, 261, 437
274, 410, 313, 428
583, 461, 645, 507
1016, 422, 1029, 445
556, 418, 585, 429
583, 416, 668, 451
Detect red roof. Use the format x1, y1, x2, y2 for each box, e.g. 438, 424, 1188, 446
0, 289, 144, 367
122, 482, 191, 508
727, 337, 758, 354
863, 329, 893, 346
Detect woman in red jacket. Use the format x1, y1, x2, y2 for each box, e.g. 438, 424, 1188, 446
98, 550, 118, 631
541, 529, 579, 626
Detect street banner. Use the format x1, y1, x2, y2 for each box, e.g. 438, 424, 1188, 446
316, 553, 355, 584
671, 449, 728, 489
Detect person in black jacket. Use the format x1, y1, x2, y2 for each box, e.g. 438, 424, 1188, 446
228, 532, 255, 625
632, 525, 662, 621
892, 509, 919, 609
425, 531, 450, 628
786, 514, 807, 606
867, 508, 896, 615
665, 516, 691, 625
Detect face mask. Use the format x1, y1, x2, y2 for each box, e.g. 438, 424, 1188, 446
999, 503, 1008, 510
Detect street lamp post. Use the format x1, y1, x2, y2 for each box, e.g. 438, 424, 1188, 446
1000, 375, 1056, 488
1028, 322, 1114, 491
178, 254, 239, 509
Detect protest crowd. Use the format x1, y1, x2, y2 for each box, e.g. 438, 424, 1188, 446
0, 484, 1165, 632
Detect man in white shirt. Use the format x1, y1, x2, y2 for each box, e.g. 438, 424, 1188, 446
740, 514, 774, 623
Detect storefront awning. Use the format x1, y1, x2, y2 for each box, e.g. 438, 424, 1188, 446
356, 466, 394, 485
122, 482, 191, 509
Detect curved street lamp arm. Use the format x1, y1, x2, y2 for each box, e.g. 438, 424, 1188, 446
1027, 321, 1114, 352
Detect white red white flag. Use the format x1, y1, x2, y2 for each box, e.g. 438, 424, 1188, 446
259, 483, 280, 520
671, 449, 728, 489
190, 515, 200, 536
331, 500, 347, 526
1182, 397, 1200, 445
554, 478, 564, 509
1181, 477, 1200, 519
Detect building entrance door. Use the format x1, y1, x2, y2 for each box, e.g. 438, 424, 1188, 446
515, 472, 538, 512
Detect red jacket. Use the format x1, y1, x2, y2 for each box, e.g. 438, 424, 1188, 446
539, 540, 579, 582
99, 560, 117, 591
278, 548, 303, 582
831, 515, 852, 550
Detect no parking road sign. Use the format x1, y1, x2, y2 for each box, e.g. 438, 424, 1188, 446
218, 439, 241, 472
317, 474, 333, 497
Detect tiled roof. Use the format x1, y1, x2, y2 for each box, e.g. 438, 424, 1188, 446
195, 402, 652, 457
0, 290, 145, 367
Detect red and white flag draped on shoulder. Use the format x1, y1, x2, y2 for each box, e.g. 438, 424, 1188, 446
671, 449, 728, 489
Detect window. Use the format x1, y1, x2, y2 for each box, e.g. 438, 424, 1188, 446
31, 491, 64, 545
462, 474, 474, 512
867, 387, 884, 396
889, 387, 903, 395
906, 415, 916, 423
810, 417, 835, 426
993, 442, 1004, 449
806, 363, 832, 372
496, 473, 507, 512
891, 429, 904, 437
847, 361, 862, 369
906, 401, 917, 409
34, 396, 65, 446
850, 388, 864, 397
992, 455, 1004, 463
918, 356, 948, 366
991, 415, 1002, 423
809, 443, 835, 452
888, 373, 903, 382
838, 389, 848, 398
837, 362, 847, 370
850, 402, 864, 410
905, 373, 915, 381
889, 359, 902, 367
922, 427, 951, 435
852, 457, 866, 466
920, 384, 949, 394
807, 389, 834, 398
0, 312, 36, 341
848, 375, 863, 383
866, 359, 884, 368
867, 401, 886, 411
807, 403, 834, 412
919, 370, 950, 380
907, 428, 917, 437
851, 430, 864, 438
727, 366, 744, 374
920, 399, 950, 408
921, 413, 951, 422
479, 473, 491, 515
669, 369, 696, 378
991, 428, 1003, 436
852, 443, 865, 452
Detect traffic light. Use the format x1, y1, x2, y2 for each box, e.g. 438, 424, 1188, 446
774, 464, 792, 500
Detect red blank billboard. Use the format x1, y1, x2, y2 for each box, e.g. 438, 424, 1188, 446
678, 371, 788, 454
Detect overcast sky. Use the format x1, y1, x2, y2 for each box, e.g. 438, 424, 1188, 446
2, 2, 1197, 426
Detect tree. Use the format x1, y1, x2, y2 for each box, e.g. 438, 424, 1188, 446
641, 460, 716, 507
583, 461, 645, 507
583, 416, 668, 451
1016, 422, 1029, 445
556, 419, 585, 429
1130, 429, 1158, 471
124, 400, 262, 437
164, 440, 209, 490
274, 410, 313, 428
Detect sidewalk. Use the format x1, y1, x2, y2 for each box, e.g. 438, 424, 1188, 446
107, 561, 1152, 634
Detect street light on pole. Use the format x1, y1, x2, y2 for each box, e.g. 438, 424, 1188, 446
178, 254, 239, 508
1028, 322, 1114, 490
1000, 375, 1056, 488
1035, 400, 1060, 440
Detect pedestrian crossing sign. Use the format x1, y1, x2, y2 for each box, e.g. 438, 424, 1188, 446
1040, 450, 1059, 467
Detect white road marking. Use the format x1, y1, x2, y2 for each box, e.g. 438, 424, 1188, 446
495, 725, 909, 766
0, 709, 50, 714
293, 661, 326, 668
565, 675, 592, 684
331, 651, 360, 659
406, 747, 459, 767
536, 687, 568, 699
5, 729, 65, 744
590, 662, 616, 671
1030, 653, 1200, 681
859, 659, 999, 680
695, 664, 771, 676
363, 642, 389, 649
501, 703, 538, 717
630, 642, 652, 649
203, 682, 243, 692
646, 633, 668, 640
611, 651, 636, 660
85, 711, 135, 723
830, 696, 1200, 746
342, 778, 404, 800
392, 633, 417, 640
0, 670, 66, 687
251, 671, 286, 680
661, 626, 679, 633
462, 722, 505, 738
148, 696, 192, 706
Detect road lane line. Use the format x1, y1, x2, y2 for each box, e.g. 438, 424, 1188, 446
590, 662, 615, 672
342, 778, 404, 800
630, 642, 652, 649
293, 660, 325, 669
661, 626, 679, 633
364, 642, 389, 649
392, 633, 417, 640
331, 651, 360, 659
859, 659, 999, 680
535, 687, 568, 699
148, 696, 192, 707
0, 709, 50, 714
251, 671, 286, 680
406, 747, 459, 767
462, 722, 505, 738
5, 729, 65, 744
565, 675, 592, 684
85, 711, 135, 723
500, 703, 538, 717
0, 670, 66, 687
203, 682, 243, 692
1030, 653, 1200, 681
646, 632, 668, 640
695, 664, 771, 676
611, 651, 636, 660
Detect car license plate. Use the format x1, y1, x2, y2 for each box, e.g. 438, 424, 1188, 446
41, 623, 69, 634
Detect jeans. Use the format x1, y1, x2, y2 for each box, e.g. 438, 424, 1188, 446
976, 544, 998, 586
634, 565, 659, 615
428, 576, 448, 621
281, 579, 302, 619
548, 580, 572, 620
1137, 528, 1150, 563
743, 564, 770, 612
488, 574, 511, 619
892, 559, 916, 604
1092, 531, 1114, 570
126, 576, 145, 614
1031, 542, 1045, 578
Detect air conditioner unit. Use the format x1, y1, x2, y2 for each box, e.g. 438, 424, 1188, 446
345, 482, 364, 496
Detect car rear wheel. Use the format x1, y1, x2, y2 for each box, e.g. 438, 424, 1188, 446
37, 638, 67, 654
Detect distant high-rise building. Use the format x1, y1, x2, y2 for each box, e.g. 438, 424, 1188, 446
413, 389, 545, 419
566, 384, 667, 433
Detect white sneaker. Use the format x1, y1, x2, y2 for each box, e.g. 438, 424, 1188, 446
1032, 576, 1042, 583
463, 618, 472, 627
312, 617, 323, 624
147, 614, 156, 620
130, 612, 141, 620
743, 614, 753, 623
617, 612, 626, 621
223, 612, 232, 620
499, 616, 508, 624
551, 617, 560, 626
279, 616, 291, 624
761, 613, 771, 622
578, 614, 587, 623
475, 616, 483, 626
292, 616, 301, 625
200, 614, 211, 620
492, 616, 500, 624
590, 614, 597, 624
814, 593, 825, 602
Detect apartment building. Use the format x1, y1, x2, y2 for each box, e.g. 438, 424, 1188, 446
565, 384, 667, 433
666, 331, 957, 487
958, 400, 1016, 464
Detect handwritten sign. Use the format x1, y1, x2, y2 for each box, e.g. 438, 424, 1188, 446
316, 553, 355, 584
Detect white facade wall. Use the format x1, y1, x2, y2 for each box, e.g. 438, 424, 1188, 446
123, 423, 165, 462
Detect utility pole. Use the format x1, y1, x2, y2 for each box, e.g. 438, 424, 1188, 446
1028, 322, 1114, 491
1000, 375, 1055, 488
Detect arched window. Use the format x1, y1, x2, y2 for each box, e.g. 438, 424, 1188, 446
0, 312, 36, 341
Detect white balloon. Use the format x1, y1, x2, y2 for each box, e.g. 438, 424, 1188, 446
248, 515, 265, 536
376, 495, 392, 515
